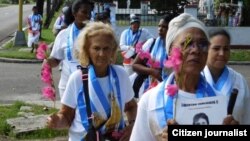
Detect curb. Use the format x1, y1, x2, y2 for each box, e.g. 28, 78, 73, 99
0, 57, 42, 63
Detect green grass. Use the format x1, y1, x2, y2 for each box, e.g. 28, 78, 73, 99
0, 4, 8, 7
230, 50, 250, 61
0, 101, 67, 140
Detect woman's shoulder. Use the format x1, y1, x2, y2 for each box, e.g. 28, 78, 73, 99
54, 28, 68, 41
140, 82, 166, 109
227, 66, 244, 79
111, 65, 127, 73
69, 69, 82, 80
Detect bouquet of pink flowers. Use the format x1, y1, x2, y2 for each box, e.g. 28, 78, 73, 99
36, 42, 56, 107
136, 43, 162, 91
164, 36, 192, 96
163, 36, 192, 120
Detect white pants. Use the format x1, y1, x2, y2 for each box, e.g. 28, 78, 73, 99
27, 32, 40, 47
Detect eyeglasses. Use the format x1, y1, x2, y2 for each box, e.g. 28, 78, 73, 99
183, 40, 209, 52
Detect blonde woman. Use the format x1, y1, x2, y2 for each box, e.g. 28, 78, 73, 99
47, 22, 137, 141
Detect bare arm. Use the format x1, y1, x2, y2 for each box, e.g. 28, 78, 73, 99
119, 99, 137, 141
43, 57, 60, 68
46, 104, 75, 129
124, 98, 137, 124
132, 55, 162, 81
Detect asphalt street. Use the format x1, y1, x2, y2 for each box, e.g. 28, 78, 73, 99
0, 4, 34, 46
0, 62, 60, 104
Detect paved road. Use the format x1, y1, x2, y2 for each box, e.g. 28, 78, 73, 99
0, 61, 250, 104
0, 4, 34, 46
0, 62, 60, 104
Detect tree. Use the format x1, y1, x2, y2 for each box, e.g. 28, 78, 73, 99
242, 0, 250, 26
43, 0, 64, 28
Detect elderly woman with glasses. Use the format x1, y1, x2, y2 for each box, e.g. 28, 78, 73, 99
130, 13, 239, 141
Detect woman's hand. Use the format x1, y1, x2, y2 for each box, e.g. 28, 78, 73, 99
46, 104, 75, 129
150, 68, 162, 81
118, 123, 134, 141
223, 115, 239, 125
161, 119, 178, 141
47, 113, 67, 129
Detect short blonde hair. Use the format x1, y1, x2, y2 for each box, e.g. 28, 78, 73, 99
75, 22, 118, 66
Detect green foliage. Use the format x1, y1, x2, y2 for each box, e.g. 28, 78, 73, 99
16, 128, 68, 140
0, 0, 11, 4
230, 50, 250, 61
0, 101, 67, 139
242, 0, 250, 26
0, 42, 36, 59
0, 26, 55, 60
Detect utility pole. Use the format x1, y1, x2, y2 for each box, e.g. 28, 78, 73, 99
14, 0, 27, 46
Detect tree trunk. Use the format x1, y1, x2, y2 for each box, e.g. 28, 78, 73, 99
36, 0, 45, 38
43, 0, 52, 28
43, 0, 63, 28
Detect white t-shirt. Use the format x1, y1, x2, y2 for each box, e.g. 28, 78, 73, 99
203, 66, 250, 124
130, 81, 200, 141
50, 26, 80, 97
130, 72, 216, 141
61, 65, 134, 141
119, 28, 154, 51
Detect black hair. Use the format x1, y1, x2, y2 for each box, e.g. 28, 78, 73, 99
162, 13, 175, 24
209, 28, 231, 43
193, 112, 209, 125
64, 0, 94, 26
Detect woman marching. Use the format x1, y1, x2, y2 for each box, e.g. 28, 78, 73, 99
130, 13, 239, 141
46, 22, 137, 141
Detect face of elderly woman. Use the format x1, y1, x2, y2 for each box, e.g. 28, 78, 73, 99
88, 34, 114, 73
172, 28, 209, 75
207, 34, 230, 70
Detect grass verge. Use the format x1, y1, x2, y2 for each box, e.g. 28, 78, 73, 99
0, 101, 67, 140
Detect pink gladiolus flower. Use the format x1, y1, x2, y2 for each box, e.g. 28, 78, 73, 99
36, 51, 46, 60
152, 61, 160, 68
139, 51, 151, 60
147, 59, 160, 68
38, 42, 48, 51
41, 70, 52, 84
166, 84, 178, 97
42, 86, 56, 101
135, 42, 144, 53
36, 42, 49, 60
43, 62, 51, 71
164, 47, 182, 72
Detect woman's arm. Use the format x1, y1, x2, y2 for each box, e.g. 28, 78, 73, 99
132, 55, 162, 81
44, 57, 60, 68
124, 98, 137, 124
46, 104, 75, 129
